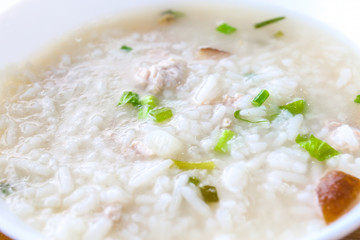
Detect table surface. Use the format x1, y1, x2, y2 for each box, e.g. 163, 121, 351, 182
345, 229, 360, 240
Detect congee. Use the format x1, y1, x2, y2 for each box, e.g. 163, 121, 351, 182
1, 4, 360, 240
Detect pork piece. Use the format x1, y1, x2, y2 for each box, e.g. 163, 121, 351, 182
196, 47, 230, 60
135, 58, 187, 94
104, 204, 122, 221
130, 140, 155, 157
316, 170, 360, 224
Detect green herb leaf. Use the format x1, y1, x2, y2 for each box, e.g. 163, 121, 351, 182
188, 177, 201, 186
265, 109, 282, 121
149, 107, 173, 122
138, 106, 153, 120
280, 99, 306, 115
252, 89, 270, 107
120, 45, 132, 52
140, 95, 159, 107
254, 16, 286, 29
244, 71, 257, 80
173, 160, 215, 170
234, 110, 268, 123
159, 10, 185, 24
274, 31, 284, 38
0, 183, 12, 196
214, 130, 236, 153
354, 95, 360, 104
296, 134, 340, 161
200, 185, 219, 203
216, 23, 237, 34
161, 9, 185, 18
117, 91, 141, 107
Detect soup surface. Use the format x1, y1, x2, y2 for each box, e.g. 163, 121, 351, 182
1, 5, 360, 240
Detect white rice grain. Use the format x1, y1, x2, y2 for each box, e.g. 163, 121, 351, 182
239, 106, 267, 117
336, 68, 351, 88
83, 217, 113, 240
71, 192, 100, 215
58, 167, 74, 195
100, 187, 130, 204
144, 131, 184, 158
36, 183, 57, 198
181, 186, 211, 216
268, 170, 309, 185
222, 162, 248, 193
129, 160, 172, 188
193, 74, 221, 104
286, 114, 303, 141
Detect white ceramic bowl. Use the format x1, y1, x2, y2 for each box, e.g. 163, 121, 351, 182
1, 0, 360, 239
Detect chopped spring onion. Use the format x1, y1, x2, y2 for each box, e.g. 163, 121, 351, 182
254, 16, 286, 29
161, 9, 185, 18
188, 177, 200, 186
252, 89, 270, 107
234, 110, 268, 123
172, 160, 215, 170
266, 112, 280, 122
244, 71, 256, 80
200, 185, 219, 203
244, 72, 256, 78
158, 10, 185, 24
354, 95, 360, 104
140, 95, 159, 107
138, 106, 153, 120
214, 130, 236, 153
0, 183, 12, 196
280, 99, 306, 115
216, 23, 237, 34
149, 107, 173, 122
120, 45, 132, 52
117, 91, 140, 107
274, 31, 284, 38
296, 134, 340, 161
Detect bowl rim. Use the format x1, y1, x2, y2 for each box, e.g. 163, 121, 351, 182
0, 0, 360, 239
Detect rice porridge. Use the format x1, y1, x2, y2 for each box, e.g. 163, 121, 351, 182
1, 5, 360, 240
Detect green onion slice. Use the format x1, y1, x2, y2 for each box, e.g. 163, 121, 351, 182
138, 106, 153, 120
117, 91, 141, 107
274, 31, 284, 38
172, 160, 215, 170
188, 177, 201, 186
234, 110, 268, 123
266, 112, 280, 122
200, 185, 219, 203
354, 95, 360, 104
280, 99, 306, 115
252, 89, 270, 107
0, 183, 12, 196
149, 107, 173, 122
244, 72, 256, 80
216, 23, 237, 34
161, 9, 185, 18
254, 16, 286, 28
214, 130, 236, 153
296, 134, 340, 161
140, 95, 159, 107
120, 45, 132, 52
